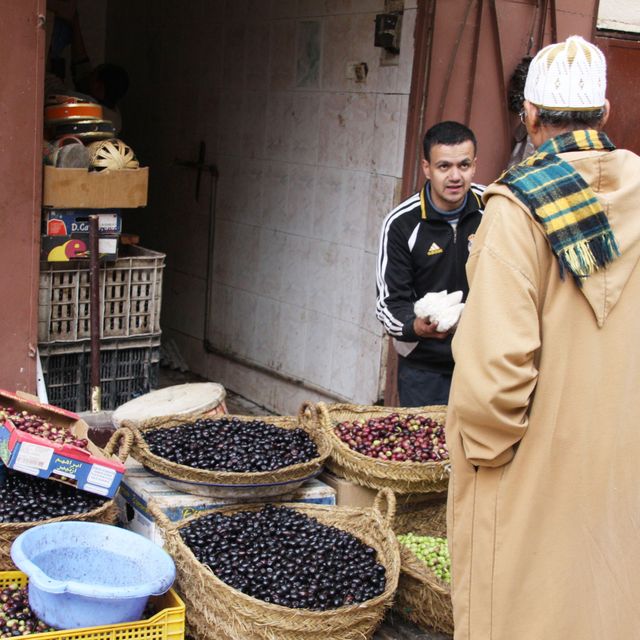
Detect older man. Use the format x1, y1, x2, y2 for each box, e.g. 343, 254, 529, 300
447, 35, 640, 639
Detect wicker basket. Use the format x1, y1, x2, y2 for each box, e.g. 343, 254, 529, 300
317, 403, 449, 494
147, 489, 400, 640
0, 428, 130, 570
392, 499, 453, 635
124, 402, 331, 486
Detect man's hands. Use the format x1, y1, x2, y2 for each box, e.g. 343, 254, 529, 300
413, 316, 449, 340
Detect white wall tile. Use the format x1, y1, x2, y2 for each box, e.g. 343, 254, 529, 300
328, 319, 360, 398
265, 91, 294, 161
340, 170, 371, 251
285, 164, 315, 238
317, 92, 349, 168
372, 93, 405, 176
269, 20, 297, 90
305, 239, 338, 315
301, 311, 334, 390
353, 329, 383, 403
279, 233, 311, 307
161, 269, 206, 340
261, 161, 290, 230
250, 294, 283, 367
312, 167, 344, 243
255, 227, 286, 300
334, 244, 364, 325
365, 174, 401, 254
290, 93, 321, 164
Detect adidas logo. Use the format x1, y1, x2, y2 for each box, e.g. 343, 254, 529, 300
427, 242, 443, 256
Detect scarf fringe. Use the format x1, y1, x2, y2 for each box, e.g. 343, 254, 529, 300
558, 234, 621, 282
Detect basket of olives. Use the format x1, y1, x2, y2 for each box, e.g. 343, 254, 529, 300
317, 403, 449, 494
147, 489, 400, 640
123, 403, 331, 497
0, 429, 130, 570
393, 500, 453, 634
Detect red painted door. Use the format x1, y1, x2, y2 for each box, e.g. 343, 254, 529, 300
0, 1, 46, 393
596, 35, 640, 156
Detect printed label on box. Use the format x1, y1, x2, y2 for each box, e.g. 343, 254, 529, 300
87, 464, 117, 488
46, 211, 122, 235
83, 483, 110, 496
15, 442, 54, 471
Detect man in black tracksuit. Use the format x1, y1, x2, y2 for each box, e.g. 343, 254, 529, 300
376, 121, 484, 406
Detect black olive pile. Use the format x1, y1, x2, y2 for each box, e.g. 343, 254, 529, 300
0, 471, 108, 523
0, 583, 55, 637
144, 418, 319, 472
180, 504, 387, 610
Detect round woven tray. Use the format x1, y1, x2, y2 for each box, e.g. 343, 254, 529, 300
392, 499, 453, 634
147, 489, 400, 640
317, 403, 450, 494
124, 402, 331, 487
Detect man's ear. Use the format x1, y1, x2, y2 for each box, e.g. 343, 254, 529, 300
523, 100, 540, 134
421, 158, 431, 181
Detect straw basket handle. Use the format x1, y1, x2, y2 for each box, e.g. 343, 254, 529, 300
145, 499, 178, 539
103, 427, 133, 462
315, 401, 334, 435
372, 487, 396, 528
297, 401, 317, 427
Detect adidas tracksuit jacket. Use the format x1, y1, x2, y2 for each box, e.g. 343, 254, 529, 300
376, 182, 485, 373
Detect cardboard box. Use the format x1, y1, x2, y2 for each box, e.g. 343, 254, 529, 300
117, 459, 337, 546
43, 165, 149, 208
320, 470, 446, 511
45, 210, 122, 235
41, 233, 119, 262
0, 389, 125, 498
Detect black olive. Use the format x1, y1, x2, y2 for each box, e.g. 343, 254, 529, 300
178, 505, 386, 611
143, 418, 319, 473
0, 470, 107, 523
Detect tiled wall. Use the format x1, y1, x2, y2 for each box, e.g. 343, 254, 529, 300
106, 0, 416, 413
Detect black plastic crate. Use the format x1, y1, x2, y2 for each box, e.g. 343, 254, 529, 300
39, 335, 161, 412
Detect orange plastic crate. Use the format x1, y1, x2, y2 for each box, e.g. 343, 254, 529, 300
0, 571, 185, 640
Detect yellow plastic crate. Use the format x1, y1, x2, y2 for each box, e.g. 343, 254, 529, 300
0, 571, 185, 640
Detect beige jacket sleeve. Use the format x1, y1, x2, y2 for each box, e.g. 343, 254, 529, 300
450, 193, 543, 467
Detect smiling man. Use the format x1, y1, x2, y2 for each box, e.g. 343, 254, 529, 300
376, 121, 485, 407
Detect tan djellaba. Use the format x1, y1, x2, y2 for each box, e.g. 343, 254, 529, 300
446, 148, 640, 640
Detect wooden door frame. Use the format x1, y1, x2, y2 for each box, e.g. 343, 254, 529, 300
0, 1, 46, 393
383, 0, 437, 406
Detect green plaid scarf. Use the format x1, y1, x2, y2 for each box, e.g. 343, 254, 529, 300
498, 129, 619, 284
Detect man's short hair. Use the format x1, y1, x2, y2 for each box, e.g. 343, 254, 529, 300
423, 121, 477, 161
536, 107, 606, 130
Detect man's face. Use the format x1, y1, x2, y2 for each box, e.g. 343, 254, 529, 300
421, 141, 477, 211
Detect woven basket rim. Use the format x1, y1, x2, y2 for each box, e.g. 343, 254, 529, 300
319, 402, 449, 474
399, 542, 451, 593
0, 498, 114, 532
127, 411, 331, 485
156, 499, 400, 617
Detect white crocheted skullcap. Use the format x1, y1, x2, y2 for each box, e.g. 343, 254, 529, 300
524, 35, 607, 110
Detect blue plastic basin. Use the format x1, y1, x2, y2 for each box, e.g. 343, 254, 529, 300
11, 521, 176, 630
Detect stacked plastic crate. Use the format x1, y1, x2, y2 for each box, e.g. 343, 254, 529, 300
39, 165, 163, 412
38, 246, 165, 412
